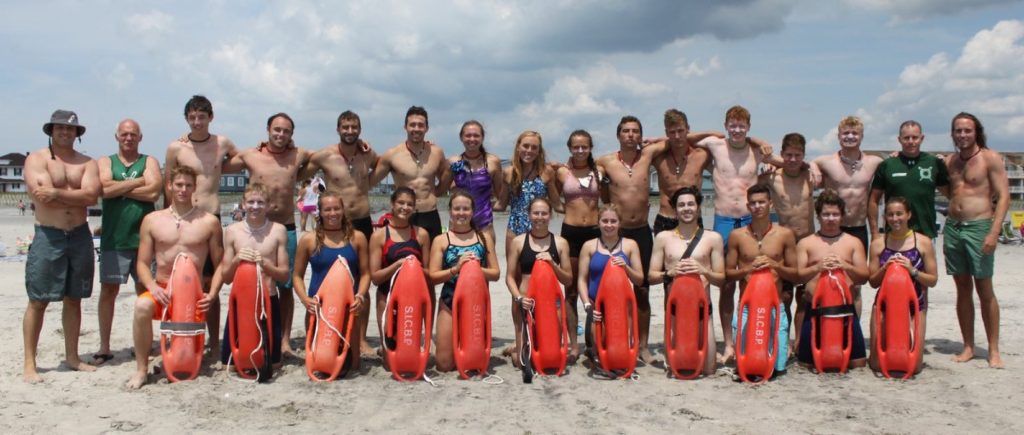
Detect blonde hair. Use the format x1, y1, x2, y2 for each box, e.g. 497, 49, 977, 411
510, 130, 546, 197
314, 193, 353, 255
838, 115, 863, 132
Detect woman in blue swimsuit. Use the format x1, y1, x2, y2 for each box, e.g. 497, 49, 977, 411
427, 190, 500, 372
867, 196, 937, 375
575, 205, 644, 361
495, 130, 562, 242
292, 193, 371, 369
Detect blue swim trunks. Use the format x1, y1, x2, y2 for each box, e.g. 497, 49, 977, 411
714, 214, 752, 249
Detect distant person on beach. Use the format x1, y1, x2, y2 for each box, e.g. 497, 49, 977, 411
372, 106, 448, 242
649, 186, 724, 377
22, 109, 101, 383
868, 120, 950, 240
943, 112, 1008, 368
224, 112, 314, 357
18, 199, 26, 215
92, 119, 161, 366
296, 179, 310, 231
127, 166, 223, 389
795, 189, 869, 369
163, 95, 239, 351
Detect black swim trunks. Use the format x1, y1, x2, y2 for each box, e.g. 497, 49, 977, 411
411, 209, 442, 242
351, 215, 374, 241
621, 224, 653, 288
653, 214, 703, 234
840, 225, 869, 253
560, 222, 600, 258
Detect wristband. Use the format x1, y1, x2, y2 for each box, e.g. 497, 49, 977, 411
910, 268, 919, 279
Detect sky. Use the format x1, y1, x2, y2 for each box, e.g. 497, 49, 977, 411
2, 0, 1023, 165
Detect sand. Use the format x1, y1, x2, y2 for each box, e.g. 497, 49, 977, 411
1, 207, 1021, 434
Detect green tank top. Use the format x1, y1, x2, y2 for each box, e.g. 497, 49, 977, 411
101, 154, 156, 250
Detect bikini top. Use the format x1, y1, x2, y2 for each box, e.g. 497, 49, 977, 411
563, 168, 599, 202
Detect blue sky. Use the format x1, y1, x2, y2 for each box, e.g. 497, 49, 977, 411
2, 0, 1022, 164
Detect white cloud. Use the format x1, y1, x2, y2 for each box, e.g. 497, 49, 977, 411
105, 62, 134, 90
675, 56, 722, 79
518, 64, 668, 119
208, 42, 313, 106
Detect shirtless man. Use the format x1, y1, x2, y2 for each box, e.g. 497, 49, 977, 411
943, 112, 1008, 368
308, 110, 378, 240
810, 116, 883, 317
758, 133, 815, 349
224, 113, 313, 357
649, 186, 725, 376
794, 189, 869, 369
126, 166, 223, 389
93, 119, 162, 365
725, 184, 798, 369
597, 115, 675, 362
372, 106, 447, 241
213, 183, 289, 370
163, 95, 239, 350
651, 109, 711, 232
23, 110, 101, 382
692, 105, 775, 362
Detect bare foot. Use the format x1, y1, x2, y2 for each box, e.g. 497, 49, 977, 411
639, 349, 661, 364
24, 367, 43, 384
281, 346, 297, 358
717, 347, 735, 365
125, 372, 147, 390
567, 347, 580, 365
952, 347, 974, 363
501, 344, 515, 357
988, 353, 1004, 369
66, 359, 97, 372
360, 342, 376, 357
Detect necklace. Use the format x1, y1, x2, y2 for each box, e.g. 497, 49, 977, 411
261, 142, 287, 155
748, 223, 772, 251
171, 206, 198, 229
958, 147, 981, 168
675, 226, 697, 244
529, 230, 550, 240
450, 226, 475, 235
838, 151, 863, 171
571, 160, 590, 170
406, 141, 425, 165
818, 230, 842, 239
617, 149, 641, 177
337, 143, 356, 173
188, 133, 212, 143
600, 237, 621, 252
668, 146, 690, 175
389, 222, 410, 230
245, 218, 271, 235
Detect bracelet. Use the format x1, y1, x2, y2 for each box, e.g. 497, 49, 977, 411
910, 268, 919, 279
515, 296, 523, 305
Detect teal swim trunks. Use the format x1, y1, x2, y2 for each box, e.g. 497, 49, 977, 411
943, 218, 994, 279
733, 305, 790, 372
25, 224, 95, 302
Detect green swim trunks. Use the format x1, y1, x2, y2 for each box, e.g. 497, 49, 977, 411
25, 224, 95, 302
943, 218, 994, 279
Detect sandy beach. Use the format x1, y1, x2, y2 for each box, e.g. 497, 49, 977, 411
1, 206, 1021, 434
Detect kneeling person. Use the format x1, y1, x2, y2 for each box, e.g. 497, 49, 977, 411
214, 183, 289, 370
126, 166, 223, 389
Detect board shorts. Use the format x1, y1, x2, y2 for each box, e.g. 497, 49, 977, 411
653, 214, 704, 234
221, 294, 283, 365
139, 281, 168, 321
277, 224, 298, 291
100, 249, 139, 285
621, 224, 653, 288
797, 302, 866, 365
25, 224, 94, 302
714, 214, 751, 249
411, 209, 442, 241
561, 222, 600, 258
943, 218, 994, 279
840, 225, 870, 253
733, 306, 789, 372
351, 215, 374, 242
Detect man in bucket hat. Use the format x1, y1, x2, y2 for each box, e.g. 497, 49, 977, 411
23, 109, 101, 383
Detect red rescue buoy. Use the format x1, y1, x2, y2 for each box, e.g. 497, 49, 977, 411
160, 254, 206, 383
735, 269, 780, 384
451, 260, 492, 379
306, 257, 358, 381
593, 261, 639, 378
810, 270, 854, 374
874, 265, 922, 380
526, 260, 569, 376
383, 257, 433, 381
229, 261, 275, 381
664, 273, 709, 379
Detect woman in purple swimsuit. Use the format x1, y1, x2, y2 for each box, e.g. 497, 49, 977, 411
439, 120, 504, 243
554, 129, 604, 360
867, 196, 937, 374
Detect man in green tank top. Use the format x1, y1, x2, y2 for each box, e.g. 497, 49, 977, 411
868, 120, 950, 239
92, 119, 162, 365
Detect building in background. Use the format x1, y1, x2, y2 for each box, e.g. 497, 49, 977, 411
0, 152, 27, 193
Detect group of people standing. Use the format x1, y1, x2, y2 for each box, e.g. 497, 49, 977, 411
22, 96, 1007, 388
